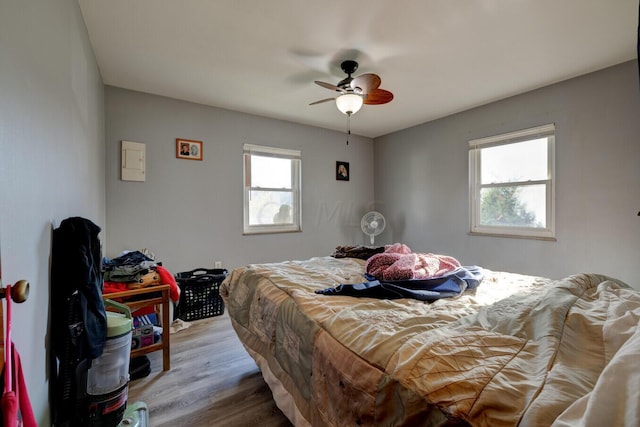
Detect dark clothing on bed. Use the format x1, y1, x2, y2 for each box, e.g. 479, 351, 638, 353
331, 245, 386, 260
315, 266, 483, 301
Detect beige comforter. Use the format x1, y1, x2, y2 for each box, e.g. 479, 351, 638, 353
220, 256, 640, 426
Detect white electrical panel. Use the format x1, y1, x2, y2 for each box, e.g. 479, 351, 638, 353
121, 140, 146, 182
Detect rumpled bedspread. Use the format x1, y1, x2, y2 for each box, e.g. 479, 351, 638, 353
221, 256, 640, 427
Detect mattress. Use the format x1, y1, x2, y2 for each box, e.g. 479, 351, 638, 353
221, 256, 640, 426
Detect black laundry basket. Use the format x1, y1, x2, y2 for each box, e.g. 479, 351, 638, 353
175, 268, 228, 321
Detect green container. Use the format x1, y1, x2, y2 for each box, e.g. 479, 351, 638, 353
104, 299, 133, 337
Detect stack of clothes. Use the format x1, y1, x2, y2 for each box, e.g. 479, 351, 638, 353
102, 250, 180, 302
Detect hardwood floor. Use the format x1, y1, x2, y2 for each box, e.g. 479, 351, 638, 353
127, 312, 293, 427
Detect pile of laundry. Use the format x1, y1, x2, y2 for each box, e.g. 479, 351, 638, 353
102, 250, 180, 302
365, 243, 461, 281
316, 243, 483, 301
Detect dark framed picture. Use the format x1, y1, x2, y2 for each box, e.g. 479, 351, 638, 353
336, 161, 349, 181
176, 138, 203, 160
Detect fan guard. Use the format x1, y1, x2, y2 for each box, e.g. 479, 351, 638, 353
360, 211, 386, 245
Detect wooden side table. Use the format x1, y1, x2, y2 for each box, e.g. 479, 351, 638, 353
103, 284, 171, 371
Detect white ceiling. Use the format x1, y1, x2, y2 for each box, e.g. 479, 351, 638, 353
78, 0, 638, 138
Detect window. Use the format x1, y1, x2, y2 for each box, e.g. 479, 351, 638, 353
243, 144, 301, 234
469, 124, 555, 239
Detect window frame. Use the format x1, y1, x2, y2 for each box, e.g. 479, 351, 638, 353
468, 123, 556, 240
243, 144, 302, 235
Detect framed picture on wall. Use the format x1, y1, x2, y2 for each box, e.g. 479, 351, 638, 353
336, 161, 349, 181
176, 138, 203, 160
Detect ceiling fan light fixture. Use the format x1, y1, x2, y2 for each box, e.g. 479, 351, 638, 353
335, 93, 363, 115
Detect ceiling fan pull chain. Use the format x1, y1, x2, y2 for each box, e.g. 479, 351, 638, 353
346, 114, 351, 146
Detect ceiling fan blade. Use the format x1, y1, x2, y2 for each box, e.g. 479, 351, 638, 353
314, 81, 345, 92
363, 89, 394, 105
309, 97, 336, 106
350, 73, 381, 94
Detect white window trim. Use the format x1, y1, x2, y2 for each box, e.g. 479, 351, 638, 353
243, 144, 302, 235
469, 124, 556, 240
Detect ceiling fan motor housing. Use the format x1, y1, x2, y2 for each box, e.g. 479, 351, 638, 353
337, 60, 359, 89
337, 77, 354, 90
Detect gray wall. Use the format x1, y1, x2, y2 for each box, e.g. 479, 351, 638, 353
104, 87, 375, 272
0, 0, 106, 424
374, 61, 640, 286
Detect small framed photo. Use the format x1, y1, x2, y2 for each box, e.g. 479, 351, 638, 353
176, 138, 203, 160
336, 161, 349, 181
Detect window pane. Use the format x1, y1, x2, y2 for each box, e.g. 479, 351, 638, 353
248, 190, 293, 225
480, 184, 546, 228
481, 138, 548, 184
251, 155, 292, 189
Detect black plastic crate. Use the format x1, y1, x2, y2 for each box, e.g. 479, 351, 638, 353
175, 268, 228, 321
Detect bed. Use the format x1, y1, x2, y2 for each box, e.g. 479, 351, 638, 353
220, 250, 640, 426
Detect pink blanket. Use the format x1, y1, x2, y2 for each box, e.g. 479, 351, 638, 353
365, 243, 461, 281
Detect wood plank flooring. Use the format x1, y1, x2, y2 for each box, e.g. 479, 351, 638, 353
127, 312, 293, 427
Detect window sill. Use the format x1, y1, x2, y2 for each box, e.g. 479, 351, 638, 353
243, 228, 302, 236
468, 231, 556, 242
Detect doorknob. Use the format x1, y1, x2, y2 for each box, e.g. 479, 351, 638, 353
0, 280, 29, 303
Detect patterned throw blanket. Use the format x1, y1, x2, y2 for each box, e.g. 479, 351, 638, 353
222, 257, 640, 426
365, 243, 461, 281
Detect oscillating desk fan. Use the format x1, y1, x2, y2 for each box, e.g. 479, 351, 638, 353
360, 211, 386, 245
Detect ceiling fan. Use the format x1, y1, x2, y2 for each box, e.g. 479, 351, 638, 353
310, 60, 394, 116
